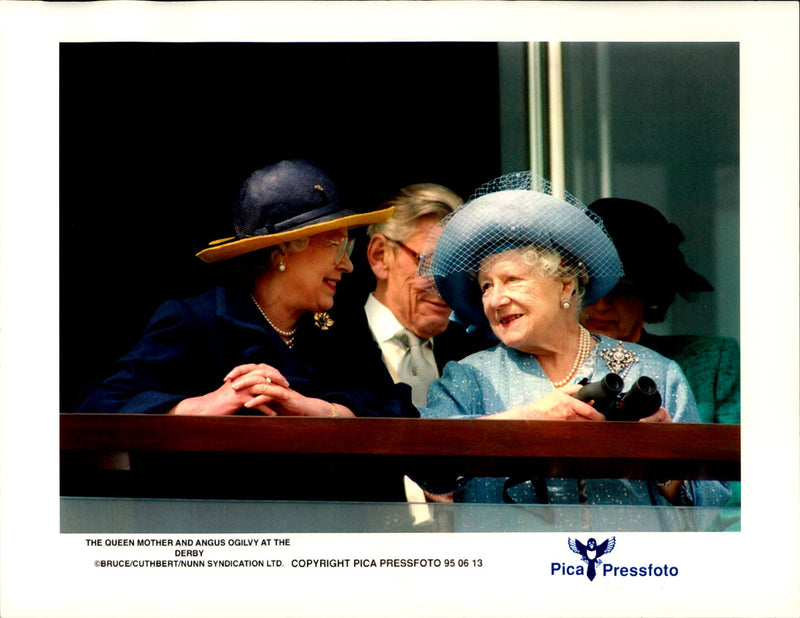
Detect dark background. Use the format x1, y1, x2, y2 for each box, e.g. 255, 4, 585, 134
60, 42, 504, 410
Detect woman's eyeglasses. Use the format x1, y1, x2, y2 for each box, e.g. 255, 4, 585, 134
319, 237, 356, 262
384, 237, 421, 265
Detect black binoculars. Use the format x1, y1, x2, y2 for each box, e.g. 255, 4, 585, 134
573, 373, 662, 421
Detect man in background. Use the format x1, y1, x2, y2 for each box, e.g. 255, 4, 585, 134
338, 183, 485, 518
363, 183, 481, 408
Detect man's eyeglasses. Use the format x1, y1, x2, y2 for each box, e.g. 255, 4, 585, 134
319, 237, 356, 262
384, 236, 421, 265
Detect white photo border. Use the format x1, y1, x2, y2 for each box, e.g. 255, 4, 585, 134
1, 2, 798, 617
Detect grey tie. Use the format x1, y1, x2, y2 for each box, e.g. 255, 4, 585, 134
394, 329, 437, 407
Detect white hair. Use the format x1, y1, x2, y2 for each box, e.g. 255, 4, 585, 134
480, 244, 590, 306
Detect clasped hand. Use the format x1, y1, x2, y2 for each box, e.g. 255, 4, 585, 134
223, 363, 292, 415
170, 363, 347, 417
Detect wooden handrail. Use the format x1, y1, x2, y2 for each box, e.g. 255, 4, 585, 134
61, 414, 740, 482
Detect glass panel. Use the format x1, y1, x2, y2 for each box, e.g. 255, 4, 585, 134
61, 498, 740, 534
560, 42, 740, 340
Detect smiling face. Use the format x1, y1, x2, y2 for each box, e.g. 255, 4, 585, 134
477, 249, 575, 353
369, 218, 453, 339
276, 228, 353, 316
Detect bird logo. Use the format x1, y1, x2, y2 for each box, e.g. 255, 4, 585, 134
567, 536, 616, 581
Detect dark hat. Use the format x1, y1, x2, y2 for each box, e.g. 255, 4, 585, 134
588, 197, 713, 321
197, 159, 393, 263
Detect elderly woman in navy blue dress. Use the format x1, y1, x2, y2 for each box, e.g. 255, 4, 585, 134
419, 172, 730, 508
78, 159, 417, 421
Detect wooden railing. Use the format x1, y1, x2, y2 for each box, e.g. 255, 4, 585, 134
61, 414, 740, 500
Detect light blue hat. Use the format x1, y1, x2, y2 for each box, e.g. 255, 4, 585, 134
423, 172, 623, 328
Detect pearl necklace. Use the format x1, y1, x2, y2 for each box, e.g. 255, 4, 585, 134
251, 294, 296, 348
552, 325, 592, 388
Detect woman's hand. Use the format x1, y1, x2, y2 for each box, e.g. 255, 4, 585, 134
224, 363, 290, 389
488, 384, 606, 421
168, 363, 290, 416
637, 406, 672, 423
167, 380, 280, 416
224, 363, 292, 415
227, 363, 355, 418
242, 384, 355, 418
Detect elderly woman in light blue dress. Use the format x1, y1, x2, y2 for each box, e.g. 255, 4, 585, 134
419, 172, 731, 508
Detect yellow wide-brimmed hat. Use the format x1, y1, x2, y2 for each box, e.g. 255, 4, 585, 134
197, 159, 393, 263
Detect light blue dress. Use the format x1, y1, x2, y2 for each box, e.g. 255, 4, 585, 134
421, 334, 731, 508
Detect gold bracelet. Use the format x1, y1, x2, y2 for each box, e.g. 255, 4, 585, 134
329, 403, 340, 418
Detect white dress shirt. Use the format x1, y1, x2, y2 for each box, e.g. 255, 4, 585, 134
365, 293, 441, 521
364, 293, 439, 385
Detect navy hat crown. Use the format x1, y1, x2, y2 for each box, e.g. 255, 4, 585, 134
233, 159, 342, 239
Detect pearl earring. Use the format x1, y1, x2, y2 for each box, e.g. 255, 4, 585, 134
278, 260, 286, 272
561, 299, 571, 309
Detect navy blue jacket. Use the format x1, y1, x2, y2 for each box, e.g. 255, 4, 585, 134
77, 284, 419, 419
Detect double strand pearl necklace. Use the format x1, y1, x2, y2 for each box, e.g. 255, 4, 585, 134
251, 294, 296, 348
551, 325, 592, 388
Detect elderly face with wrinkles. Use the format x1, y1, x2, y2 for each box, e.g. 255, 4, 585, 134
477, 248, 578, 355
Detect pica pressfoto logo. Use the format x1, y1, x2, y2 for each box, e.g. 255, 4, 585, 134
567, 537, 616, 580
553, 536, 681, 581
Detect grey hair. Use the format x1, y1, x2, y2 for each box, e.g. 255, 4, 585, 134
229, 238, 310, 282
367, 183, 463, 241
265, 238, 309, 270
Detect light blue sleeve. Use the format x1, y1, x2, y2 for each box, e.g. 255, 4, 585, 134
421, 360, 486, 419
663, 358, 701, 423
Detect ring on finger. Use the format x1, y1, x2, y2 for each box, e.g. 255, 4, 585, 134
263, 376, 271, 384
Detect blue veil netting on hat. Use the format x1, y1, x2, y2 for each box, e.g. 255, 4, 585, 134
418, 171, 624, 328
